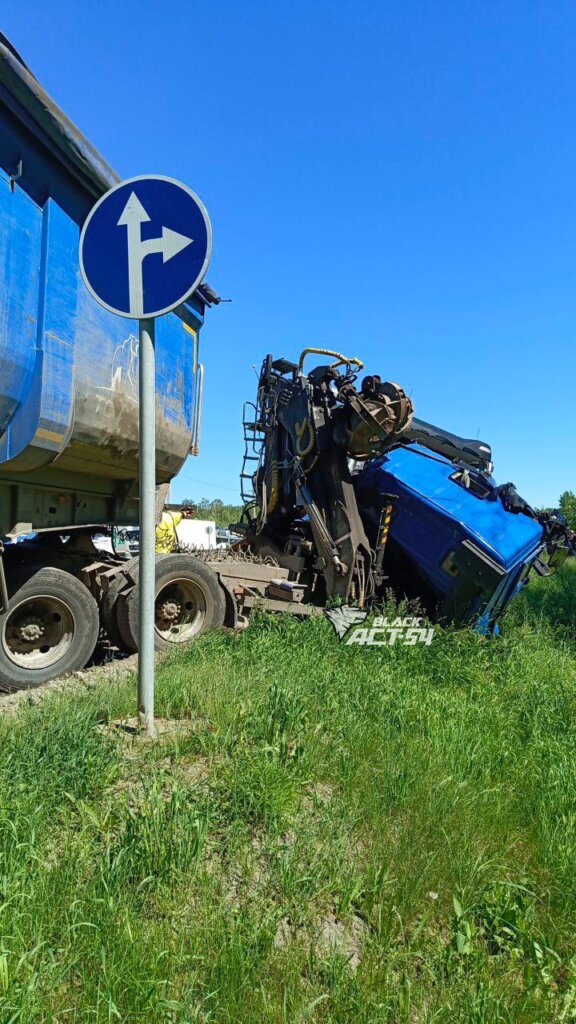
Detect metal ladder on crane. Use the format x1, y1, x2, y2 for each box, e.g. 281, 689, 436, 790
239, 400, 265, 513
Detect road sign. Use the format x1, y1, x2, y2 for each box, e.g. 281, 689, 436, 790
79, 174, 212, 319
79, 175, 212, 736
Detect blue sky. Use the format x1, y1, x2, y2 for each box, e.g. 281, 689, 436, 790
5, 1, 575, 507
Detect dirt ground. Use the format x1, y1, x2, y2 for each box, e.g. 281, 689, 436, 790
0, 651, 139, 716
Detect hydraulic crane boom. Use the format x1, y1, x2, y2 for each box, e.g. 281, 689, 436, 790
241, 348, 413, 605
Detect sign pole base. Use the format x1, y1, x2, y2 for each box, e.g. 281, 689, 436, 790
138, 317, 156, 736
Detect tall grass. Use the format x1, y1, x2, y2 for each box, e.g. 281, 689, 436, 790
507, 559, 576, 642
0, 563, 575, 1021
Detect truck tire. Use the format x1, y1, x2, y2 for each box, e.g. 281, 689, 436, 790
116, 554, 226, 653
0, 567, 100, 691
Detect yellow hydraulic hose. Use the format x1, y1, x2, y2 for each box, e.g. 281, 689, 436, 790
298, 348, 364, 372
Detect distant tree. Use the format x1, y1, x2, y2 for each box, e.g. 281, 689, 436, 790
559, 491, 576, 530
178, 496, 243, 528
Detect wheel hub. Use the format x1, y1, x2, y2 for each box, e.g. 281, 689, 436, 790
3, 593, 75, 670
17, 617, 46, 644
152, 576, 206, 644
157, 599, 181, 624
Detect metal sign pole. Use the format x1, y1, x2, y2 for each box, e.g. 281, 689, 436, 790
138, 316, 156, 734
79, 175, 212, 740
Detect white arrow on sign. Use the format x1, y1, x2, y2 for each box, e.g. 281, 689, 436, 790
117, 192, 194, 317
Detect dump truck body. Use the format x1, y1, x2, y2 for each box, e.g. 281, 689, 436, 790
0, 34, 208, 536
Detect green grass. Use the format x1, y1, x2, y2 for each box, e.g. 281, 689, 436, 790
1, 564, 576, 1022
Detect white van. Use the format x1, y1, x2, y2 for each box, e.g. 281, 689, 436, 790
176, 518, 217, 551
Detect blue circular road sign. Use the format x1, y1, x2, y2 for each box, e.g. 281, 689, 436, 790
79, 175, 212, 319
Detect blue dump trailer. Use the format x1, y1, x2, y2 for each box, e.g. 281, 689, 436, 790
0, 34, 212, 535
0, 34, 231, 688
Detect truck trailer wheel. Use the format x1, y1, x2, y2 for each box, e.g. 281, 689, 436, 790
0, 567, 100, 691
116, 554, 226, 653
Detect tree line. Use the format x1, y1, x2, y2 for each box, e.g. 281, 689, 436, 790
181, 497, 243, 528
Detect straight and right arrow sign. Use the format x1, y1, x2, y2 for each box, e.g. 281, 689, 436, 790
79, 174, 211, 319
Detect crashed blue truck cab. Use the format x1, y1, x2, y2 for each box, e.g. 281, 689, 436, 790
355, 444, 546, 631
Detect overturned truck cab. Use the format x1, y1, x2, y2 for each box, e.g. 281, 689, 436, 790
355, 445, 546, 631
